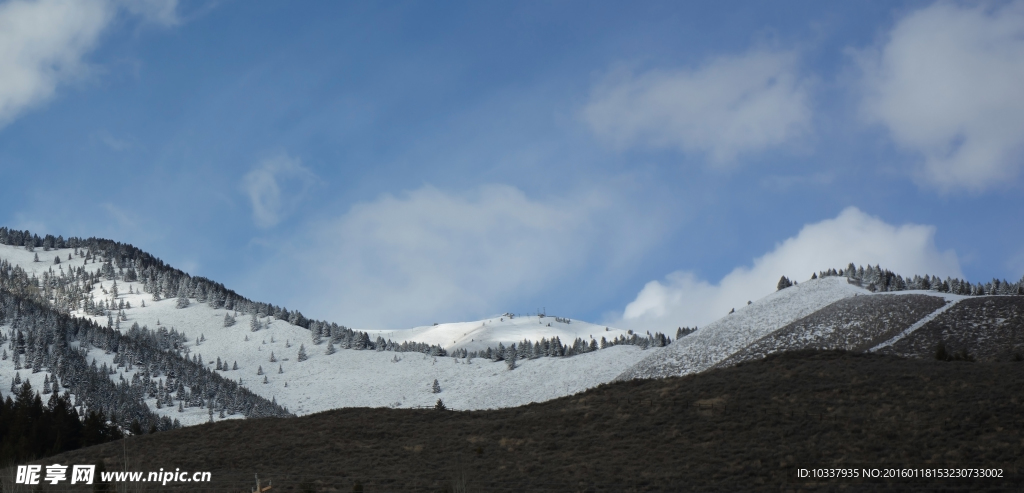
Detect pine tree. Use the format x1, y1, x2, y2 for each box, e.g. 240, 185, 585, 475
777, 276, 792, 290
325, 340, 336, 355
297, 344, 308, 362
257, 365, 264, 375
232, 361, 238, 370
270, 352, 277, 363
434, 398, 446, 411
278, 364, 283, 374
176, 282, 190, 308
432, 379, 441, 393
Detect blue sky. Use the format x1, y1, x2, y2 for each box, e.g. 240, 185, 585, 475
2, 0, 1023, 330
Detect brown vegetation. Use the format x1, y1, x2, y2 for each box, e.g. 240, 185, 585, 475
21, 350, 1024, 492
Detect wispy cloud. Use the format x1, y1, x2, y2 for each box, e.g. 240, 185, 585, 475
613, 207, 962, 330
0, 0, 112, 128
260, 183, 659, 329
857, 1, 1024, 192
0, 0, 182, 130
582, 48, 812, 164
92, 129, 133, 151
115, 0, 179, 27
241, 154, 319, 228
101, 202, 138, 228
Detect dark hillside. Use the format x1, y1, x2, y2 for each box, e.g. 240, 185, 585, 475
717, 294, 947, 368
878, 297, 1024, 362
28, 351, 1024, 492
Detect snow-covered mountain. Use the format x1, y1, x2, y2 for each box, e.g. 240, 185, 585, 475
3, 232, 1021, 432
367, 315, 631, 354
0, 242, 662, 427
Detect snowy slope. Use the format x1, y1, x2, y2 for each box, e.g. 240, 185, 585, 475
1, 247, 95, 410
616, 277, 869, 380
366, 315, 632, 353
712, 293, 951, 368
1, 244, 659, 423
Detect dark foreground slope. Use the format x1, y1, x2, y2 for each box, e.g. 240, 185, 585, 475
27, 351, 1024, 492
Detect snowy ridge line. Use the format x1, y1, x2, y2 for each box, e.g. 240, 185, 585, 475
869, 298, 962, 352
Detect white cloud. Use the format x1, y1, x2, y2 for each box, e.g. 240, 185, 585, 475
858, 1, 1024, 192
615, 207, 962, 330
582, 49, 812, 164
241, 154, 319, 228
0, 0, 181, 129
276, 184, 640, 329
0, 0, 112, 127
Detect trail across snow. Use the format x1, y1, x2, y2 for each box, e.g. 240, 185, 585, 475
869, 296, 964, 352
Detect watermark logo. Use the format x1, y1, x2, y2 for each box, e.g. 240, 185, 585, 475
16, 464, 207, 485
16, 464, 94, 485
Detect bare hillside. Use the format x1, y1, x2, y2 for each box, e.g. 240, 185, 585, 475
877, 297, 1024, 362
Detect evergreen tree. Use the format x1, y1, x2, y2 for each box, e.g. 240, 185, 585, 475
297, 344, 308, 362
432, 379, 441, 393
175, 283, 189, 309
777, 276, 793, 290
